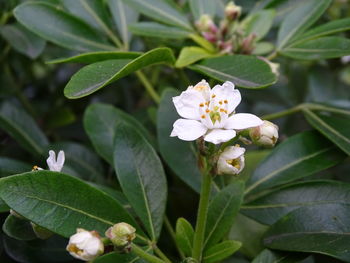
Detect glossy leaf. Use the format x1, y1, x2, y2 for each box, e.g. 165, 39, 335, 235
303, 109, 350, 155
203, 240, 241, 263
157, 89, 202, 193
189, 55, 277, 89
252, 249, 308, 263
293, 17, 350, 44
0, 171, 142, 237
0, 23, 45, 59
129, 22, 190, 39
108, 0, 139, 46
3, 215, 36, 241
263, 204, 350, 262
94, 251, 143, 263
281, 37, 350, 60
277, 0, 332, 49
175, 46, 214, 68
0, 102, 49, 156
189, 0, 216, 21
252, 42, 275, 55
64, 47, 175, 98
245, 131, 346, 197
121, 0, 192, 30
47, 51, 141, 64
204, 181, 244, 249
241, 10, 275, 41
113, 122, 167, 240
14, 2, 116, 51
242, 180, 350, 225
84, 103, 153, 165
175, 218, 194, 257
0, 157, 32, 177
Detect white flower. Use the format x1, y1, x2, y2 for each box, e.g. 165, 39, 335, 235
217, 145, 245, 175
249, 120, 279, 147
170, 80, 263, 144
46, 150, 65, 172
105, 222, 136, 247
66, 229, 104, 261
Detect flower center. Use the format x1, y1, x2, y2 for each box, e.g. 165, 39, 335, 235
226, 158, 240, 169
67, 244, 84, 256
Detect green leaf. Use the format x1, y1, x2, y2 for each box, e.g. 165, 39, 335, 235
292, 17, 350, 44
47, 51, 141, 64
277, 0, 332, 49
242, 180, 350, 225
189, 34, 216, 52
175, 46, 214, 68
47, 142, 105, 183
204, 181, 244, 249
0, 102, 49, 156
3, 215, 36, 241
175, 218, 194, 257
203, 240, 241, 263
0, 157, 32, 177
280, 37, 350, 60
64, 47, 175, 98
157, 89, 202, 193
129, 22, 190, 39
245, 131, 346, 197
303, 109, 350, 155
121, 0, 192, 31
0, 23, 45, 59
108, 0, 139, 45
84, 103, 154, 165
189, 0, 216, 21
263, 204, 350, 262
189, 55, 277, 89
14, 2, 116, 52
252, 249, 309, 263
241, 10, 275, 41
0, 171, 142, 237
252, 42, 275, 55
94, 251, 142, 263
113, 122, 167, 240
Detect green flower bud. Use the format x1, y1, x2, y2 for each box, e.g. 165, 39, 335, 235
105, 222, 136, 247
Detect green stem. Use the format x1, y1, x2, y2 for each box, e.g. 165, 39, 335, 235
261, 104, 303, 120
164, 216, 185, 260
154, 245, 172, 263
135, 71, 161, 104
192, 167, 212, 261
131, 243, 165, 263
266, 51, 278, 60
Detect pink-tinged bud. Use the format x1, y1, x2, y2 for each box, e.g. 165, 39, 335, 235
225, 1, 242, 20
105, 222, 136, 247
217, 145, 245, 175
249, 120, 279, 147
219, 40, 233, 54
202, 31, 217, 43
66, 229, 104, 261
195, 14, 218, 33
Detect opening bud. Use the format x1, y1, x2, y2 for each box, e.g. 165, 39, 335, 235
195, 14, 218, 33
249, 120, 279, 147
105, 222, 136, 247
217, 145, 245, 175
66, 229, 104, 261
225, 1, 242, 20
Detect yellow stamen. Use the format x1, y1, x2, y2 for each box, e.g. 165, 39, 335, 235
226, 159, 241, 170
199, 103, 204, 107
219, 101, 223, 105
212, 94, 216, 98
201, 115, 206, 119
205, 109, 210, 113
224, 100, 228, 104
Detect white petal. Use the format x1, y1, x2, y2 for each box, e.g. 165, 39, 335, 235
57, 150, 65, 169
221, 146, 246, 160
46, 150, 56, 171
173, 90, 205, 120
203, 129, 236, 144
211, 81, 241, 114
171, 119, 207, 141
217, 160, 239, 175
225, 113, 263, 130
189, 79, 211, 101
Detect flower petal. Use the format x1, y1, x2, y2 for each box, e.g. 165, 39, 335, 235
225, 113, 263, 130
189, 79, 211, 101
173, 90, 206, 120
211, 81, 241, 114
57, 150, 65, 169
221, 146, 246, 160
203, 129, 236, 144
170, 119, 207, 141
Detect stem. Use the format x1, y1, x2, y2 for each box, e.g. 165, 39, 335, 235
135, 71, 161, 104
192, 168, 212, 261
131, 243, 165, 263
266, 51, 278, 60
154, 245, 172, 263
164, 216, 185, 260
261, 104, 303, 120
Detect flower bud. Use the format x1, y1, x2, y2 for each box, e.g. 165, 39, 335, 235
46, 150, 65, 172
31, 222, 54, 239
66, 229, 104, 261
195, 14, 217, 33
249, 120, 279, 147
217, 145, 245, 175
105, 222, 136, 247
225, 1, 242, 20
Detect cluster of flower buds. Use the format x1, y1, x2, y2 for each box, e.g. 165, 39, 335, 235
66, 222, 136, 261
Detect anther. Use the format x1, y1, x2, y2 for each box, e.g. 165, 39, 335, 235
219, 101, 223, 105
224, 100, 228, 104
205, 109, 210, 113
199, 103, 204, 107
201, 115, 206, 119
212, 94, 216, 98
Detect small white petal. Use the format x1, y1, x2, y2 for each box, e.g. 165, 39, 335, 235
189, 79, 211, 101
57, 151, 65, 169
171, 119, 207, 141
220, 146, 246, 160
211, 81, 241, 114
46, 150, 56, 171
173, 90, 205, 120
225, 113, 263, 130
203, 129, 236, 144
